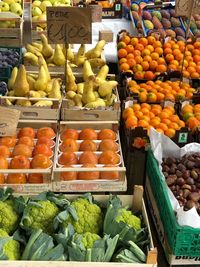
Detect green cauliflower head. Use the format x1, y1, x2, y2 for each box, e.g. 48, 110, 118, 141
0, 229, 20, 260
0, 200, 19, 234
116, 209, 141, 231
21, 200, 59, 234
81, 232, 101, 249
65, 198, 102, 234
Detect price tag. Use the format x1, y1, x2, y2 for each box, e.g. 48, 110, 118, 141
175, 0, 200, 17
0, 107, 20, 136
47, 7, 92, 44
178, 132, 188, 143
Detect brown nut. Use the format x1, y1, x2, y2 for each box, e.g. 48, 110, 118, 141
189, 192, 200, 202
191, 170, 198, 180
183, 189, 190, 198
182, 170, 190, 179
186, 177, 195, 185
166, 175, 177, 186
182, 184, 192, 190
184, 200, 196, 210
177, 177, 185, 186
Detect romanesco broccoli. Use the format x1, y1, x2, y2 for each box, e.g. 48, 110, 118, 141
116, 209, 141, 230
0, 200, 19, 234
65, 198, 102, 234
21, 200, 59, 233
79, 232, 101, 249
0, 229, 20, 260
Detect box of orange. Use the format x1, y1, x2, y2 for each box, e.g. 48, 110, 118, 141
52, 121, 127, 192
0, 120, 57, 193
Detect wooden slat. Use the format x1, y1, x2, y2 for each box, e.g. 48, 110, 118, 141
0, 38, 22, 46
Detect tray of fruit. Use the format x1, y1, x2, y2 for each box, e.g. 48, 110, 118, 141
24, 36, 106, 76
61, 63, 120, 121
181, 14, 200, 38
52, 121, 127, 192
163, 39, 200, 79
125, 79, 196, 102
141, 6, 187, 41
122, 100, 194, 146
0, 64, 62, 120
117, 32, 167, 81
0, 120, 57, 193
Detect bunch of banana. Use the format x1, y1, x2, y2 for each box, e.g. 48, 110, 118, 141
24, 35, 106, 68
65, 61, 118, 109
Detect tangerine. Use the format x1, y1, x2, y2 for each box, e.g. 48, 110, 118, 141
58, 152, 78, 165
79, 140, 97, 151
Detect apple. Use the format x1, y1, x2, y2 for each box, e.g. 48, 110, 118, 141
15, 0, 22, 4
32, 15, 39, 22
10, 2, 22, 15
3, 0, 15, 5
0, 2, 10, 11
40, 1, 52, 12
37, 13, 47, 28
32, 0, 41, 7
32, 6, 42, 16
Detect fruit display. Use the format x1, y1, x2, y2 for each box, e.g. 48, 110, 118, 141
0, 126, 56, 185
123, 102, 185, 138
163, 40, 200, 78
6, 63, 62, 106
162, 153, 200, 215
24, 36, 106, 68
54, 126, 125, 184
32, 0, 71, 30
0, 0, 22, 18
65, 62, 118, 109
182, 14, 200, 38
0, 188, 151, 263
0, 47, 21, 68
181, 103, 200, 131
141, 8, 186, 40
117, 35, 167, 80
127, 79, 196, 102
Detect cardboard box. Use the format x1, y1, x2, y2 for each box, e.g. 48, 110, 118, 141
99, 30, 113, 42
146, 177, 200, 265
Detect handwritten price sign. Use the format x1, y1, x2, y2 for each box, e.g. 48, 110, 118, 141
175, 0, 200, 17
47, 7, 92, 44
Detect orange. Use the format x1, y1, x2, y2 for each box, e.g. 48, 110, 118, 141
10, 155, 30, 169
120, 62, 130, 71
153, 40, 162, 48
98, 129, 116, 140
7, 173, 27, 184
78, 151, 98, 165
147, 92, 157, 102
122, 108, 134, 120
127, 58, 136, 68
157, 58, 166, 65
126, 44, 134, 53
121, 35, 130, 45
141, 61, 149, 71
193, 55, 200, 63
0, 145, 11, 158
117, 41, 126, 49
138, 120, 149, 128
141, 107, 150, 114
156, 128, 164, 134
36, 138, 56, 148
98, 151, 120, 165
170, 115, 180, 123
131, 37, 139, 46
192, 49, 200, 56
125, 116, 138, 128
146, 45, 154, 52
186, 44, 194, 51
149, 111, 155, 119
12, 144, 32, 158
144, 71, 155, 80
138, 92, 147, 102
140, 115, 150, 122
59, 139, 79, 152
147, 36, 156, 45
150, 117, 161, 127
162, 118, 171, 125
151, 52, 159, 60
156, 64, 167, 73
164, 106, 175, 115
31, 154, 52, 169
134, 71, 144, 79
156, 92, 165, 101
118, 48, 128, 58
149, 60, 158, 71
99, 140, 118, 152
135, 43, 144, 51
60, 166, 77, 181
58, 152, 78, 165
134, 56, 143, 64
179, 120, 185, 128
141, 48, 151, 57
78, 164, 100, 180
0, 137, 16, 148
187, 66, 196, 74
151, 108, 161, 116
165, 54, 174, 62
133, 50, 141, 57
33, 144, 53, 157
191, 72, 200, 78
158, 123, 168, 131
139, 37, 148, 46
126, 53, 134, 59
194, 41, 200, 49
61, 129, 79, 140
164, 47, 173, 55
36, 127, 55, 139
18, 127, 36, 139
28, 173, 44, 183
163, 42, 172, 49
188, 117, 200, 130
168, 122, 179, 130
141, 103, 151, 110
79, 129, 98, 140
159, 111, 170, 120
100, 164, 119, 180
155, 47, 163, 55
165, 128, 176, 138
0, 156, 8, 169
135, 110, 143, 119
132, 103, 141, 111
183, 70, 190, 78
143, 55, 152, 62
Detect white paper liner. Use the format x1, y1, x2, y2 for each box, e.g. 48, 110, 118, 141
150, 127, 200, 228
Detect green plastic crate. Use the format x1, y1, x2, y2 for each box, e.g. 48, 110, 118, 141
147, 149, 200, 257
0, 47, 22, 80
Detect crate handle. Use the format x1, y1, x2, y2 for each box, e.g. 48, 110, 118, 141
22, 112, 39, 117
83, 113, 99, 118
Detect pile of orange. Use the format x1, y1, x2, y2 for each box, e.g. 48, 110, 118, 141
0, 127, 56, 184
181, 103, 200, 131
117, 35, 167, 80
128, 79, 196, 102
98, 1, 113, 7
163, 40, 200, 78
123, 103, 185, 138
59, 128, 120, 181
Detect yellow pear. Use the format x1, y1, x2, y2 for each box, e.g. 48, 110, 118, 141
32, 42, 43, 52
83, 60, 95, 82
73, 94, 83, 107
75, 44, 85, 66
38, 56, 51, 81
8, 67, 18, 90
40, 34, 53, 58
82, 78, 96, 105
84, 98, 106, 108
27, 75, 35, 91
16, 100, 32, 107
48, 79, 62, 100
24, 52, 38, 66
13, 65, 29, 97
26, 44, 42, 57
34, 65, 48, 92
53, 44, 65, 66
98, 80, 118, 97
66, 46, 74, 62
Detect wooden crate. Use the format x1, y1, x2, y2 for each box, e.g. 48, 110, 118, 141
0, 15, 22, 47
61, 87, 120, 121
0, 96, 61, 120
0, 186, 157, 266
0, 120, 58, 193
52, 121, 127, 192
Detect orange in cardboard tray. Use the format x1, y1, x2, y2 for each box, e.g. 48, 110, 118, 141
78, 164, 100, 180
17, 136, 34, 147
10, 155, 30, 169
79, 129, 98, 140
37, 127, 56, 139
79, 140, 97, 152
18, 127, 36, 139
100, 164, 119, 180
27, 173, 44, 184
0, 145, 11, 158
0, 137, 17, 148
58, 152, 78, 166
98, 129, 116, 140
98, 151, 120, 165
59, 139, 79, 153
33, 144, 53, 157
60, 129, 79, 141
99, 140, 118, 152
12, 144, 32, 158
78, 151, 98, 165
0, 156, 8, 169
31, 154, 52, 169
61, 165, 77, 181
7, 173, 27, 184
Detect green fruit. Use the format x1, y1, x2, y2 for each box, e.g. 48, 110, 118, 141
151, 11, 162, 21
144, 20, 154, 30
131, 3, 139, 11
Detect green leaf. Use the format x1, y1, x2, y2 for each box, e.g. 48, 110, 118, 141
42, 244, 65, 261
103, 234, 119, 262
53, 210, 70, 230
68, 242, 85, 261
14, 196, 29, 214
54, 224, 75, 250
0, 188, 13, 201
